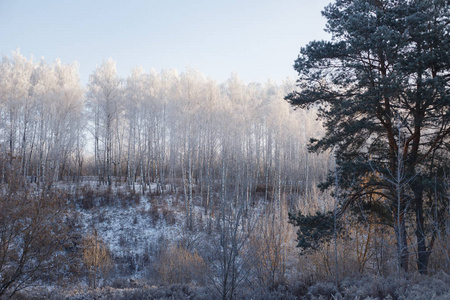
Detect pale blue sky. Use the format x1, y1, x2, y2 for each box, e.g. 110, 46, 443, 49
0, 0, 331, 84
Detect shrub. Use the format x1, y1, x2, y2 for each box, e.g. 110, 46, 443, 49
0, 187, 71, 298
161, 205, 177, 225
149, 203, 160, 226
82, 229, 112, 289
80, 188, 96, 209
118, 190, 140, 207
154, 245, 207, 285
307, 281, 339, 299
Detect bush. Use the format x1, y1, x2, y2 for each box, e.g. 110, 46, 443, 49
239, 286, 297, 300
0, 187, 72, 298
118, 190, 140, 207
154, 245, 207, 285
82, 229, 112, 289
161, 205, 177, 225
149, 203, 160, 226
80, 188, 96, 209
307, 281, 339, 299
301, 272, 450, 300
109, 277, 131, 289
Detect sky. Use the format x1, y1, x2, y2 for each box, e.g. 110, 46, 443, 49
0, 0, 331, 85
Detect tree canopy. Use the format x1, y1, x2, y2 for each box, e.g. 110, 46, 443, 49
287, 0, 450, 274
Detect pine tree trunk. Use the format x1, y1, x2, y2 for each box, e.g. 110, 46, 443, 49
395, 216, 409, 273
413, 182, 430, 274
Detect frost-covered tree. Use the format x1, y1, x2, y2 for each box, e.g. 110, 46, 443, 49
0, 51, 84, 185
88, 58, 122, 185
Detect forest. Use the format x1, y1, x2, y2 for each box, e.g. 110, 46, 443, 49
1, 0, 449, 299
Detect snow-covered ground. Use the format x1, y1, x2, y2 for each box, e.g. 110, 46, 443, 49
10, 182, 450, 299
79, 195, 178, 256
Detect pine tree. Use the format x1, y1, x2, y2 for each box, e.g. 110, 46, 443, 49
287, 0, 450, 274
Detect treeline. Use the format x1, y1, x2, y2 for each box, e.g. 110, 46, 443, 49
0, 50, 331, 209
